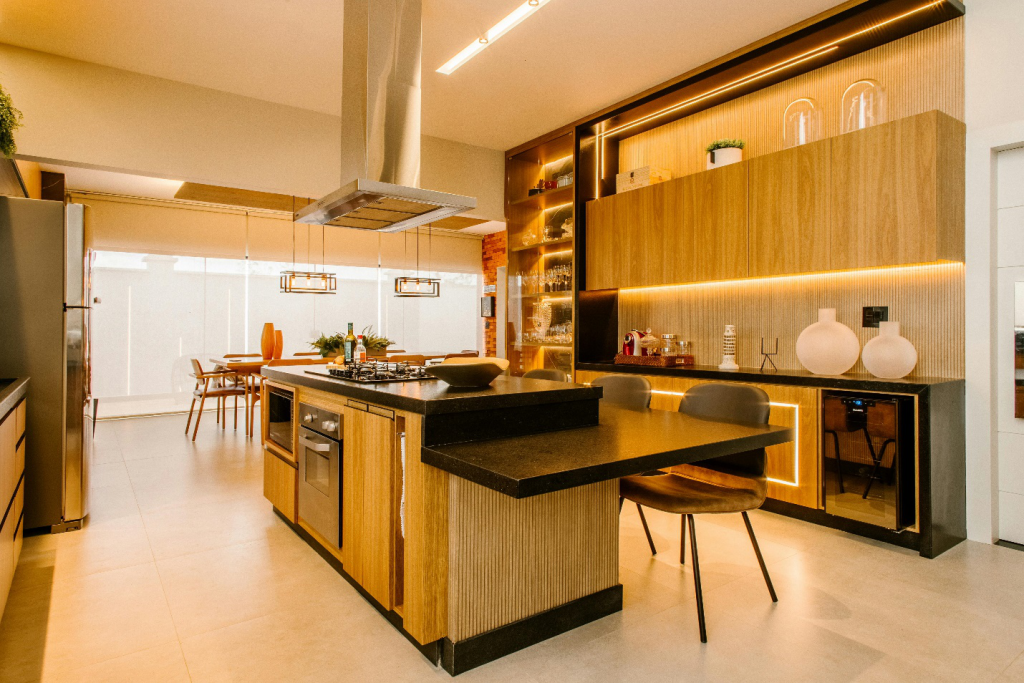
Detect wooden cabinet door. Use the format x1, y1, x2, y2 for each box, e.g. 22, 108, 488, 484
0, 411, 14, 514
830, 111, 964, 269
690, 163, 749, 282
749, 141, 831, 276
263, 451, 296, 522
342, 405, 397, 610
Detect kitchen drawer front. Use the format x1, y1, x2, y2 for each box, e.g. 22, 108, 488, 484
264, 450, 297, 523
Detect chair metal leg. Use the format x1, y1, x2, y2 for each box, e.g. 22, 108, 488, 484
192, 393, 207, 441
688, 514, 707, 643
742, 511, 778, 602
680, 515, 687, 564
636, 503, 657, 555
828, 429, 845, 493
185, 398, 196, 434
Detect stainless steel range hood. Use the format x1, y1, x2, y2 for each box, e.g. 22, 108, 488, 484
295, 0, 475, 232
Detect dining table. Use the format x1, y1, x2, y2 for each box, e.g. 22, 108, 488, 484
208, 356, 269, 437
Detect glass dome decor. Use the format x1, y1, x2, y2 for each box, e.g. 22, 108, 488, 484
783, 98, 821, 148
841, 79, 887, 134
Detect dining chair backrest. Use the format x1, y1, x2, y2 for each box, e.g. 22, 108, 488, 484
523, 368, 569, 382
678, 383, 771, 480
591, 374, 652, 409
390, 354, 427, 365
444, 351, 479, 359
267, 358, 327, 367
190, 358, 205, 378
292, 352, 322, 357
460, 349, 480, 355
225, 353, 261, 358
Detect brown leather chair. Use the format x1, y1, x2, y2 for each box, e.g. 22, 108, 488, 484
186, 359, 247, 441
619, 383, 777, 643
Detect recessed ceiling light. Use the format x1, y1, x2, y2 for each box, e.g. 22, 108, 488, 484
436, 0, 552, 75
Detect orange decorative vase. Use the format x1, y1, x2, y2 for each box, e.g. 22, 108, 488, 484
273, 330, 283, 359
260, 323, 275, 360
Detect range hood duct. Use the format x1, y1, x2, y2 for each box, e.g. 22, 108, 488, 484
295, 0, 476, 232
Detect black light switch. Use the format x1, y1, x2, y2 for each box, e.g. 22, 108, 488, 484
862, 306, 889, 328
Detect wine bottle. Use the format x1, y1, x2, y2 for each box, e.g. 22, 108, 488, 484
344, 322, 356, 363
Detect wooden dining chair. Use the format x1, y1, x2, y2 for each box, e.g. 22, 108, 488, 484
266, 358, 329, 366
444, 351, 479, 359
618, 383, 777, 643
292, 352, 322, 357
186, 359, 247, 441
389, 354, 427, 365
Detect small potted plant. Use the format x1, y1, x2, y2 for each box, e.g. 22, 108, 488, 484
361, 326, 395, 358
0, 84, 23, 158
705, 139, 744, 170
310, 333, 344, 358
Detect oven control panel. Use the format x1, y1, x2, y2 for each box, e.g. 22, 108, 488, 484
298, 402, 342, 441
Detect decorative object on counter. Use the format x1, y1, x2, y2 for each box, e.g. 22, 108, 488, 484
639, 329, 661, 355
615, 165, 671, 194
0, 83, 23, 158
796, 308, 861, 375
261, 323, 276, 360
310, 332, 344, 358
862, 321, 917, 379
425, 357, 511, 388
660, 334, 682, 356
544, 179, 557, 190
273, 330, 284, 359
783, 98, 821, 148
841, 79, 886, 133
360, 326, 395, 357
759, 338, 779, 372
706, 139, 745, 170
719, 324, 739, 370
622, 329, 649, 356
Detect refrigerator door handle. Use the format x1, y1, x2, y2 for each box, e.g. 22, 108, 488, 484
63, 304, 91, 311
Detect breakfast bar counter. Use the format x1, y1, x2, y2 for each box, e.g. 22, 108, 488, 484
260, 366, 793, 675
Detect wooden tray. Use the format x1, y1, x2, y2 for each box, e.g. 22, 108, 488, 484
614, 353, 695, 367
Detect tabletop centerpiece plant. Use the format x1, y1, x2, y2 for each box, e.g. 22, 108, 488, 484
705, 138, 745, 170
360, 326, 395, 357
310, 333, 345, 358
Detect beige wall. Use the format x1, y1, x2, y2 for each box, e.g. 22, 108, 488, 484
0, 43, 504, 221
965, 0, 1024, 130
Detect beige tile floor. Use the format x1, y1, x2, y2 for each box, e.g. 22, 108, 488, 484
2, 413, 1024, 682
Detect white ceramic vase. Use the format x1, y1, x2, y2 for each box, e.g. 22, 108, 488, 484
862, 321, 917, 379
706, 147, 743, 170
795, 308, 860, 375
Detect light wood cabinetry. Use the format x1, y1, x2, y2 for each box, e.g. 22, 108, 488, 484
1, 398, 26, 620
263, 451, 297, 522
830, 110, 965, 270
749, 139, 831, 276
342, 402, 398, 610
577, 371, 819, 508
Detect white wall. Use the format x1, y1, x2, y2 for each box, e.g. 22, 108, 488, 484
0, 43, 505, 221
964, 0, 1024, 542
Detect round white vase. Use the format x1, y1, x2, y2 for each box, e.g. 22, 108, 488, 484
862, 321, 917, 379
795, 308, 860, 375
706, 147, 743, 170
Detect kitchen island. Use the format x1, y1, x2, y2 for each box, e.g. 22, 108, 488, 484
261, 366, 792, 675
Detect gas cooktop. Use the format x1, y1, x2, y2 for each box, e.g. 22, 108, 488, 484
305, 360, 438, 384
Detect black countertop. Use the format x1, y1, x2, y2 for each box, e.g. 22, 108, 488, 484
576, 362, 962, 393
0, 377, 28, 418
422, 404, 793, 498
262, 366, 601, 415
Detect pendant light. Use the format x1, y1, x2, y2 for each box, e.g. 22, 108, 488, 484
280, 197, 336, 294
395, 224, 440, 297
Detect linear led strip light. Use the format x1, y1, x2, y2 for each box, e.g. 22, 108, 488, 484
594, 0, 945, 184
437, 0, 552, 75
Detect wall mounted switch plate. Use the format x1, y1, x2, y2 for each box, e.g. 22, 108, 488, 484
862, 306, 889, 328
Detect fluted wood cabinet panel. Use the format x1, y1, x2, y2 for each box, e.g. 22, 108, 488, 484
749, 140, 831, 276
576, 371, 819, 508
343, 406, 397, 610
691, 163, 748, 282
831, 111, 965, 270
618, 20, 963, 178
618, 262, 964, 378
402, 411, 450, 645
447, 478, 618, 641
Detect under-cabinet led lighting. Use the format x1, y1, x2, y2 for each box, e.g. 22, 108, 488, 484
436, 0, 552, 75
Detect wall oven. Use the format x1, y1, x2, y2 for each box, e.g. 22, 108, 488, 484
297, 402, 342, 548
266, 386, 294, 453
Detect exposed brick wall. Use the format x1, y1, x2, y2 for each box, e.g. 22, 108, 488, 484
482, 231, 507, 357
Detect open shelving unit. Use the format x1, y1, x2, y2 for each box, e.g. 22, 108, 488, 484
504, 132, 576, 377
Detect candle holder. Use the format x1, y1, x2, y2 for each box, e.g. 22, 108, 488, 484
760, 338, 779, 372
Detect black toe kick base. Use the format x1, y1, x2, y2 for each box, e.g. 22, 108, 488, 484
440, 584, 623, 676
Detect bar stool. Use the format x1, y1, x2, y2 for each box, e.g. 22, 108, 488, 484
619, 383, 777, 642
523, 368, 569, 382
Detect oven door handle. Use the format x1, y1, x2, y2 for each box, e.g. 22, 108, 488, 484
299, 435, 333, 453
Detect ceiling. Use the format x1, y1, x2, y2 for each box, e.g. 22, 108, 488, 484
0, 0, 846, 151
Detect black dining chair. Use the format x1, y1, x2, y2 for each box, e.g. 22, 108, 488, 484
618, 382, 777, 643
523, 368, 569, 382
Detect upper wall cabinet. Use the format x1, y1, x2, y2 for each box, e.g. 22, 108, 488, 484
749, 140, 831, 277
586, 164, 747, 290
830, 110, 965, 270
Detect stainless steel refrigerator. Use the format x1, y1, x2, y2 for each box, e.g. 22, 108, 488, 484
0, 196, 92, 532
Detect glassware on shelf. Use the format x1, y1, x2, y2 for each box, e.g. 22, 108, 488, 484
841, 79, 886, 134
783, 97, 822, 148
